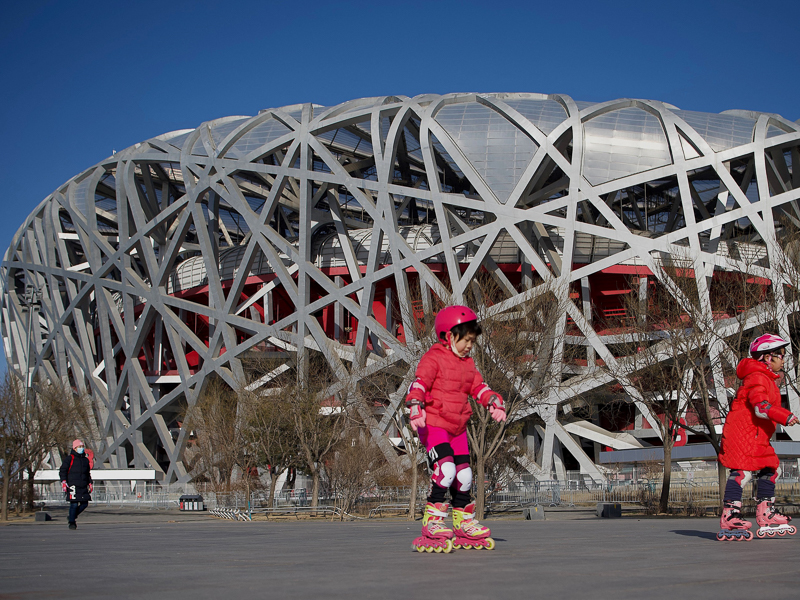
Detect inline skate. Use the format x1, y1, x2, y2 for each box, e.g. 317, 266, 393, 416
716, 500, 753, 541
755, 498, 796, 538
452, 502, 495, 550
412, 502, 454, 553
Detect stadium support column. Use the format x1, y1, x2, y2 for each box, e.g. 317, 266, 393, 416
297, 105, 312, 383
521, 222, 534, 290
580, 277, 594, 367
385, 288, 393, 337
334, 276, 345, 343
638, 275, 648, 324
207, 192, 220, 343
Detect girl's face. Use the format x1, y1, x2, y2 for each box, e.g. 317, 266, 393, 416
768, 350, 786, 373
450, 332, 477, 357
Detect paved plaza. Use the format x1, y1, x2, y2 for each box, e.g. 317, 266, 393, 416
2, 508, 800, 599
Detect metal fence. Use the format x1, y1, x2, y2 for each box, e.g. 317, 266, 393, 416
35, 482, 179, 510
33, 473, 800, 515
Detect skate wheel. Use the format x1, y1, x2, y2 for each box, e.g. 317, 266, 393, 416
716, 532, 726, 541
463, 544, 472, 550
744, 531, 753, 541
789, 527, 797, 535
756, 530, 766, 539
425, 546, 434, 553
768, 530, 776, 537
434, 545, 443, 553
485, 538, 496, 550
443, 539, 453, 553
453, 543, 461, 549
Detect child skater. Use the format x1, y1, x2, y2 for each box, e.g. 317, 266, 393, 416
405, 305, 506, 552
718, 334, 799, 540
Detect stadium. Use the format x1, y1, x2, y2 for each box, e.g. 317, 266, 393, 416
3, 92, 800, 485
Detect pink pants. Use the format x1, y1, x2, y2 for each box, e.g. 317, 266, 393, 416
419, 425, 473, 508
419, 425, 469, 455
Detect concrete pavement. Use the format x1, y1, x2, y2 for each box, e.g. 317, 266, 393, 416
2, 508, 799, 599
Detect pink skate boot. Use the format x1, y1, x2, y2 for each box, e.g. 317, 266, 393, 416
412, 502, 454, 553
755, 498, 796, 538
717, 500, 753, 541
452, 502, 495, 550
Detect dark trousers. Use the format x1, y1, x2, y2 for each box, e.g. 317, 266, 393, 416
724, 468, 778, 502
68, 501, 88, 523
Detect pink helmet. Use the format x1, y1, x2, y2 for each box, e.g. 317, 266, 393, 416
750, 334, 790, 356
435, 305, 478, 340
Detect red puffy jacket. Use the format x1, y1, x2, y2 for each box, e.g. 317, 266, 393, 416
406, 342, 496, 435
719, 358, 794, 471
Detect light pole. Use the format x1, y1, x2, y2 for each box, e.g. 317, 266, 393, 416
20, 284, 42, 508
21, 284, 42, 436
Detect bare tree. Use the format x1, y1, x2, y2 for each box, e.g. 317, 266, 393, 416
0, 376, 24, 521
324, 428, 387, 519
183, 378, 242, 491
358, 367, 427, 520
238, 385, 298, 510
0, 374, 94, 517
465, 277, 569, 518
618, 252, 767, 513
277, 361, 346, 510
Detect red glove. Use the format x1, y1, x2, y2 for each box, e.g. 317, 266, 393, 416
61, 481, 68, 493
88, 483, 93, 493
487, 393, 506, 422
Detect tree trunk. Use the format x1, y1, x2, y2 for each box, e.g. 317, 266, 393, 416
407, 453, 418, 521
1, 460, 9, 522
717, 461, 727, 515
659, 441, 673, 514
267, 470, 279, 512
310, 468, 320, 510
474, 455, 486, 520
245, 474, 251, 519
26, 467, 35, 511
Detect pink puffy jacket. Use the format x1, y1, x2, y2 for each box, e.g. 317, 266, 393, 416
719, 358, 794, 471
406, 342, 496, 435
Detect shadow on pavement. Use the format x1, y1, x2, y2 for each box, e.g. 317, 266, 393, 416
671, 529, 717, 541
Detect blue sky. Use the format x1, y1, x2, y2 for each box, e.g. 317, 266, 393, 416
1, 0, 798, 375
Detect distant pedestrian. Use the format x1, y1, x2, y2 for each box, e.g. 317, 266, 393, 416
59, 439, 92, 530
717, 334, 799, 540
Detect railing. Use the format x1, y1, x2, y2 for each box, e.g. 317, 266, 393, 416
35, 483, 179, 510
34, 474, 800, 516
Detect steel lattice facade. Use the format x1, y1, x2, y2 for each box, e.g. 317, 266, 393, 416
4, 93, 800, 483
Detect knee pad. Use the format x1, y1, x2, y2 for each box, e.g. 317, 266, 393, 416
759, 467, 779, 484
454, 456, 472, 493
728, 469, 752, 488
429, 443, 456, 489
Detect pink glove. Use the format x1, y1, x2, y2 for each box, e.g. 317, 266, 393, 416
88, 483, 93, 493
487, 394, 506, 422
787, 414, 799, 427
61, 481, 68, 493
409, 402, 427, 431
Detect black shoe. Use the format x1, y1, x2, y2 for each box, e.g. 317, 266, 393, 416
68, 522, 77, 530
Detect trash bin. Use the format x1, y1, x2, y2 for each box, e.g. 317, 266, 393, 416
596, 502, 621, 518
179, 494, 205, 511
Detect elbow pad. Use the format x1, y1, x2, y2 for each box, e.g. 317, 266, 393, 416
754, 400, 773, 420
